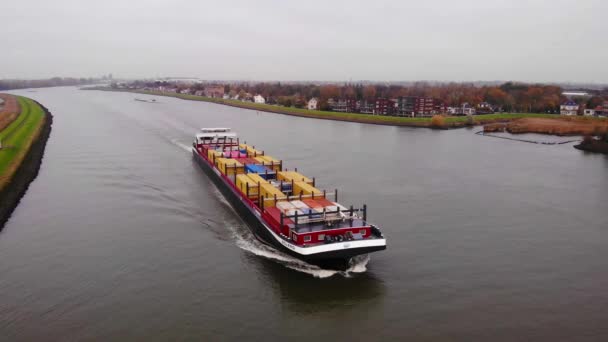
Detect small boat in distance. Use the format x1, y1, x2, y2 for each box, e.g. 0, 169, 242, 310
134, 98, 157, 103
192, 128, 387, 269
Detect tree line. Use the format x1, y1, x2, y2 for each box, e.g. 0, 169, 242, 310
0, 77, 97, 91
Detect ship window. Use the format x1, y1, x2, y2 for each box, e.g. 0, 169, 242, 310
360, 229, 366, 235
304, 235, 312, 242
318, 234, 325, 241
292, 233, 297, 241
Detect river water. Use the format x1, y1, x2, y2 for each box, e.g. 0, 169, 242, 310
1, 87, 607, 341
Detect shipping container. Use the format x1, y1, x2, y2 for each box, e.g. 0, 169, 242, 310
292, 181, 323, 197
302, 199, 324, 209
216, 158, 245, 176
229, 151, 247, 158
259, 183, 286, 207
235, 174, 259, 198
208, 149, 223, 163
311, 198, 334, 208
235, 157, 259, 165
257, 155, 281, 171
290, 200, 309, 210
245, 164, 270, 174
246, 146, 264, 157
277, 171, 313, 185
276, 201, 295, 213
246, 173, 269, 185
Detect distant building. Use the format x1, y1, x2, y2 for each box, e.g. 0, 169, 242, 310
331, 99, 357, 112
584, 108, 595, 116
562, 91, 590, 99
589, 102, 608, 117
253, 95, 265, 104
204, 85, 225, 98
414, 97, 444, 117
560, 100, 579, 116
194, 90, 204, 96
374, 98, 395, 115
396, 97, 416, 116
359, 100, 374, 114
307, 98, 318, 110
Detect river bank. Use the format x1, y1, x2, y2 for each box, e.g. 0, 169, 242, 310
0, 96, 52, 229
484, 117, 608, 136
574, 136, 608, 154
84, 87, 559, 129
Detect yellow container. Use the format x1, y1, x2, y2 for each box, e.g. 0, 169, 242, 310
257, 155, 281, 171
208, 149, 223, 163
292, 181, 323, 197
259, 183, 286, 207
277, 171, 313, 185
246, 173, 269, 185
236, 174, 259, 198
216, 158, 244, 176
246, 146, 263, 157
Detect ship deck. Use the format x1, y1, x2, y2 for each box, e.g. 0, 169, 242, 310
291, 218, 368, 233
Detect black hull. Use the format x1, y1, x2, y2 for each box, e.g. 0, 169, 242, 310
192, 150, 384, 268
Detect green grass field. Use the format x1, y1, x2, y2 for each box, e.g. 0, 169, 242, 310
0, 96, 45, 186
92, 87, 561, 126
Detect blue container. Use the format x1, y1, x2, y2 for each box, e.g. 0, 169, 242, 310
245, 164, 266, 173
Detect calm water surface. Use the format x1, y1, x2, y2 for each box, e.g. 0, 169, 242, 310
1, 87, 607, 341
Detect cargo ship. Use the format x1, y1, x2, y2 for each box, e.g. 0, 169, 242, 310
192, 128, 386, 268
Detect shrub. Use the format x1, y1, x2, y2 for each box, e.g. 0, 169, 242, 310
431, 115, 446, 128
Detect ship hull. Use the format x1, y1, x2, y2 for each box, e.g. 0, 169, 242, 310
192, 149, 385, 268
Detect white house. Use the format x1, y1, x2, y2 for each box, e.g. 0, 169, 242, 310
584, 108, 595, 116
307, 98, 318, 110
560, 100, 579, 116
254, 95, 265, 104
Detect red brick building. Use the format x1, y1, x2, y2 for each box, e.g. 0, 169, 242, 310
415, 97, 445, 117
374, 98, 396, 115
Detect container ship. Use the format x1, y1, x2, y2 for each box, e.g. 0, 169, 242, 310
192, 128, 386, 268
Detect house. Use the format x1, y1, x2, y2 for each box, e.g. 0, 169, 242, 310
203, 85, 225, 98
254, 95, 265, 104
476, 102, 494, 114
180, 88, 191, 94
222, 94, 230, 100
584, 108, 595, 116
194, 90, 204, 96
560, 100, 579, 116
307, 98, 318, 110
590, 103, 608, 117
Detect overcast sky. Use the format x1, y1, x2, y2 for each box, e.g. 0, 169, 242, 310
1, 0, 606, 83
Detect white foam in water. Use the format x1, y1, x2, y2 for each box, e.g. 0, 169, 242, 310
171, 138, 192, 152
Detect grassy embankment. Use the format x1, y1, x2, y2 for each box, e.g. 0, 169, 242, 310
0, 96, 46, 190
88, 87, 558, 127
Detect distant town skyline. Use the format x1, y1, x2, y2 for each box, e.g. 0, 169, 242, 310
2, 0, 607, 83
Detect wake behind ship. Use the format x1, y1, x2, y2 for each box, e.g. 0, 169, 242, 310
192, 128, 386, 268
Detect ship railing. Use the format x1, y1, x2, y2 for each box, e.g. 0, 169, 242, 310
258, 189, 339, 206
278, 204, 368, 227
